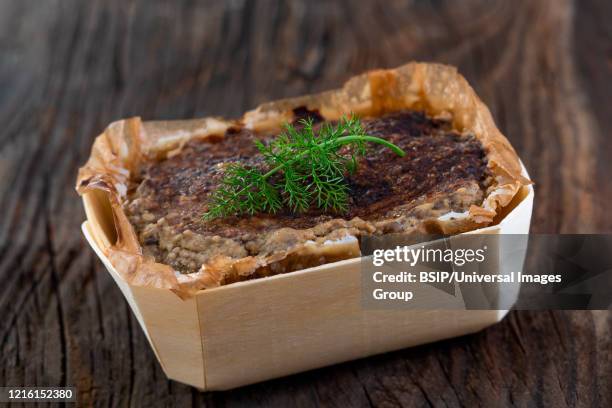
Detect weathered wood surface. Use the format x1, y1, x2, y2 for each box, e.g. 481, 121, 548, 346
1, 0, 611, 406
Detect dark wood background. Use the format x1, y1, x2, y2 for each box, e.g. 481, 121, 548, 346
1, 0, 611, 406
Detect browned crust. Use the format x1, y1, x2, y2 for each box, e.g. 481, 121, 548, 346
77, 62, 530, 297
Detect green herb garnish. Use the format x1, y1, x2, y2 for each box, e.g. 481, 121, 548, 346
204, 115, 405, 219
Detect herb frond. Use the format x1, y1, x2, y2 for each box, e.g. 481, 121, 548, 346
204, 115, 404, 219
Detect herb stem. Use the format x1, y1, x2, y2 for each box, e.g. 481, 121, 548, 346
261, 134, 405, 180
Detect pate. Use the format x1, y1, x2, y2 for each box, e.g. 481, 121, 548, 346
77, 62, 529, 293
124, 110, 492, 277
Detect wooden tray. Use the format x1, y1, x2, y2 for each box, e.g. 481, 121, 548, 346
81, 165, 533, 390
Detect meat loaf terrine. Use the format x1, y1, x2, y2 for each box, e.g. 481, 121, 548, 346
77, 62, 529, 296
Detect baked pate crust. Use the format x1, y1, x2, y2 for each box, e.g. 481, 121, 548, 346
77, 62, 530, 296
126, 111, 491, 277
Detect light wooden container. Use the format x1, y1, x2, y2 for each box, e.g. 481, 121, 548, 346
81, 167, 533, 390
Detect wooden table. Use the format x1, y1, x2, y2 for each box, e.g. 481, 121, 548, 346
1, 0, 610, 406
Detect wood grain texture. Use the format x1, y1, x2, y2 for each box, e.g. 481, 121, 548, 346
0, 0, 610, 406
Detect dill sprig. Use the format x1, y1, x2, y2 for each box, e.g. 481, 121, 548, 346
204, 115, 405, 219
